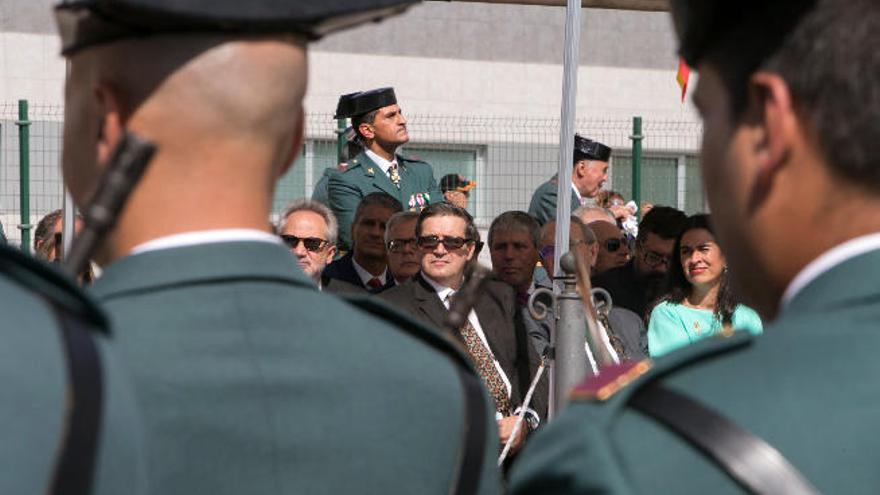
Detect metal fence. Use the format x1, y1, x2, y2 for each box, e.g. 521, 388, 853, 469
1, 101, 704, 249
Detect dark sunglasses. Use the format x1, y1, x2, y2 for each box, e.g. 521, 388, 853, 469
280, 235, 328, 252
603, 238, 626, 252
642, 250, 670, 268
417, 235, 472, 250
387, 237, 418, 252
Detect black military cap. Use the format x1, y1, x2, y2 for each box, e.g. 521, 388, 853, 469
670, 0, 818, 67
336, 88, 397, 119
55, 0, 419, 55
574, 134, 611, 162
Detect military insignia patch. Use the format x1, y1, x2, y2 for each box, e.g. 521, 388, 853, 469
366, 167, 374, 175
569, 360, 652, 402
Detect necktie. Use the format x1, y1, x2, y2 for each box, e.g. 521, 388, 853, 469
388, 162, 401, 188
449, 294, 510, 415
367, 277, 383, 290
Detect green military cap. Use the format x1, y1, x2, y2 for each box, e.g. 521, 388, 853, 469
574, 134, 611, 162
670, 0, 818, 67
336, 87, 397, 119
55, 0, 420, 55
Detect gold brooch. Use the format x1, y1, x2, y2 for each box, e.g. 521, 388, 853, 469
367, 167, 374, 174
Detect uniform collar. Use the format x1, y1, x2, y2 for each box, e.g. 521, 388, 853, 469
364, 149, 398, 176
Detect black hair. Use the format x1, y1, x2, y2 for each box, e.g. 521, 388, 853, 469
351, 109, 380, 141
416, 202, 479, 244
636, 206, 687, 243
661, 214, 740, 326
353, 192, 403, 227
488, 211, 541, 249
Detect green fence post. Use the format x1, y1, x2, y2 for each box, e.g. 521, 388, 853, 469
631, 116, 643, 221
16, 99, 31, 252
336, 118, 347, 163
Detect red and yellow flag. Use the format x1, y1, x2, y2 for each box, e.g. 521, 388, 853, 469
676, 57, 690, 103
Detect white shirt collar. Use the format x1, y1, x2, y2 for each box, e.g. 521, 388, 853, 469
422, 273, 460, 304
364, 149, 397, 176
130, 229, 281, 256
781, 232, 880, 310
351, 256, 387, 287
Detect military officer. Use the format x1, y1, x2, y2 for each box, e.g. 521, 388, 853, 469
329, 87, 443, 250
57, 1, 501, 494
0, 245, 146, 494
511, 0, 880, 493
527, 134, 611, 226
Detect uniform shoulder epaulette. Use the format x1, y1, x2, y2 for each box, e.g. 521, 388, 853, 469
340, 293, 476, 372
0, 244, 107, 330
570, 331, 753, 403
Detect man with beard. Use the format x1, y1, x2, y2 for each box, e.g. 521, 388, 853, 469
592, 206, 687, 318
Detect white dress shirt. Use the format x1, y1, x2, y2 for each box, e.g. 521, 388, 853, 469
130, 229, 281, 255
571, 184, 586, 207
352, 257, 387, 287
781, 232, 880, 311
364, 149, 398, 180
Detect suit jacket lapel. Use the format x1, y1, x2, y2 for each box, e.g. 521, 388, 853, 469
413, 274, 451, 331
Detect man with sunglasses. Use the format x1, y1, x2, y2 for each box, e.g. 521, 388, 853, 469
382, 203, 547, 458
329, 88, 443, 251
588, 219, 631, 276
593, 205, 687, 318
528, 134, 611, 226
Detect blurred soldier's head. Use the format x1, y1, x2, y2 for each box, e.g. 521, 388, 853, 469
56, 0, 416, 264
672, 0, 879, 318
385, 211, 421, 283
571, 135, 611, 199
279, 199, 338, 282
416, 203, 478, 290
488, 211, 541, 294
351, 193, 402, 267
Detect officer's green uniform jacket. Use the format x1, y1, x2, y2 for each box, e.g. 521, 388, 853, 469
91, 240, 502, 495
328, 151, 442, 250
510, 248, 880, 494
310, 167, 336, 206
528, 175, 579, 226
0, 245, 146, 495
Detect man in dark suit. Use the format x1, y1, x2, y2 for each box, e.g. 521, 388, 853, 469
322, 192, 401, 293
382, 203, 548, 456
527, 135, 611, 226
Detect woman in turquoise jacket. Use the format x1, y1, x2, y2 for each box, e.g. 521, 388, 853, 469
647, 214, 762, 357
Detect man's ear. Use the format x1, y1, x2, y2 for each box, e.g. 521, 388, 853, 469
749, 72, 797, 198
278, 108, 305, 178
358, 122, 374, 141
589, 243, 599, 268
94, 84, 126, 167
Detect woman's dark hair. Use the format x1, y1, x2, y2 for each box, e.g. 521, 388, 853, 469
661, 214, 740, 326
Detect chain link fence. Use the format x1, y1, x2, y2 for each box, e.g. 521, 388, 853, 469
1, 102, 704, 250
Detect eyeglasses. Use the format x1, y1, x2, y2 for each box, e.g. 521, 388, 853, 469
387, 237, 418, 252
642, 250, 670, 268
280, 235, 329, 252
417, 235, 473, 250
538, 240, 585, 260
603, 238, 626, 252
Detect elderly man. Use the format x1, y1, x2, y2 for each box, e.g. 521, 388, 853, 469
59, 1, 502, 493
512, 1, 880, 493
329, 88, 442, 250
384, 211, 421, 284
323, 192, 402, 293
588, 219, 630, 277
593, 205, 687, 317
538, 219, 646, 365
528, 134, 611, 226
383, 203, 547, 457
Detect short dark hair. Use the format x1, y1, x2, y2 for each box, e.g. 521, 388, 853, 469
488, 211, 541, 249
708, 0, 880, 189
661, 214, 740, 325
34, 209, 63, 250
353, 193, 403, 227
352, 109, 380, 141
636, 206, 687, 243
416, 202, 478, 243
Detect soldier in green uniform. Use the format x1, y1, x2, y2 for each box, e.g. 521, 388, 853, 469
527, 135, 611, 226
329, 87, 443, 250
57, 1, 501, 494
510, 0, 880, 493
0, 242, 146, 494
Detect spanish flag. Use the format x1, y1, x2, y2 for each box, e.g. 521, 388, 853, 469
676, 57, 690, 103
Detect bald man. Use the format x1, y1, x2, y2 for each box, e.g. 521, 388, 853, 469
58, 1, 501, 494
